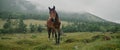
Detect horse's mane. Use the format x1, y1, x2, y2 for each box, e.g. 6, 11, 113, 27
55, 11, 60, 21
56, 12, 59, 18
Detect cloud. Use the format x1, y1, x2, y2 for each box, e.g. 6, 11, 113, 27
27, 0, 120, 23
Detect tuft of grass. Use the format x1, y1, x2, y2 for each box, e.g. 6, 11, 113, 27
82, 39, 120, 50
30, 34, 37, 39
16, 39, 41, 46
0, 44, 24, 50
65, 38, 79, 43
80, 38, 94, 43
91, 35, 111, 41
34, 44, 53, 50
111, 34, 120, 39
1, 37, 12, 40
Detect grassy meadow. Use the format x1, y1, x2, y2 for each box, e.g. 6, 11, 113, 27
0, 32, 120, 50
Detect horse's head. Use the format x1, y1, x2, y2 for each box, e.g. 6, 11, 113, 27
48, 6, 57, 22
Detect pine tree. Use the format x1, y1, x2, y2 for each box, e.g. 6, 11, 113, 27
37, 24, 43, 32
17, 18, 27, 33
29, 24, 36, 32
3, 16, 12, 33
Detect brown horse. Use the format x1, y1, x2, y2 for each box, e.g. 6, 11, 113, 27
47, 6, 61, 44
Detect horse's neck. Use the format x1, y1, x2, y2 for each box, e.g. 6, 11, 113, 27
49, 13, 59, 20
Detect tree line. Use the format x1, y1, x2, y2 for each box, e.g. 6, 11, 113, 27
0, 12, 120, 33
62, 21, 120, 33
0, 17, 43, 34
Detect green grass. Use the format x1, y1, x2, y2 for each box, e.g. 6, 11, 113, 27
0, 32, 120, 50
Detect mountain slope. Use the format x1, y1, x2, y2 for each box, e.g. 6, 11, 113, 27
58, 12, 107, 22
0, 0, 38, 13
0, 0, 117, 23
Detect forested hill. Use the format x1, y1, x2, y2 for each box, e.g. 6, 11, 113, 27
0, 0, 38, 13
0, 0, 114, 23
58, 12, 107, 22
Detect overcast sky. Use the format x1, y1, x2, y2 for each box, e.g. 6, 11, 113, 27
27, 0, 120, 23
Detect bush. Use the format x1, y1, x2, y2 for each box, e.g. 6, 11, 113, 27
37, 25, 43, 32
65, 38, 79, 43
0, 29, 10, 33
81, 39, 94, 43
1, 37, 12, 40
92, 35, 111, 41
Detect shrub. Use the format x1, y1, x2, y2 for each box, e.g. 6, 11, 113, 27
1, 37, 12, 40
92, 35, 111, 41
81, 39, 94, 43
65, 38, 79, 43
31, 35, 37, 39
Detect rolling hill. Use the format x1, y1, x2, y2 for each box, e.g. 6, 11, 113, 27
58, 12, 107, 22
0, 0, 117, 23
0, 0, 111, 23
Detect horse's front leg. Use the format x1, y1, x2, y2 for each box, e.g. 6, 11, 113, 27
52, 30, 55, 38
54, 29, 58, 44
57, 29, 61, 44
48, 28, 51, 40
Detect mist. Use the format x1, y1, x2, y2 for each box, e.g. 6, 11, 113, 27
27, 0, 120, 23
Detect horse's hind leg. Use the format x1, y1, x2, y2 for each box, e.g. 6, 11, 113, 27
48, 28, 51, 40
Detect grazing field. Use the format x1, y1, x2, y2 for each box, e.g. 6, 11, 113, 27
0, 32, 120, 50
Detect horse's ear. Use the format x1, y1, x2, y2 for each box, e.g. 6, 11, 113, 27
53, 6, 55, 10
48, 7, 51, 10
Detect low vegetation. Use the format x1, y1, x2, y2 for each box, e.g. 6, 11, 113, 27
0, 32, 120, 50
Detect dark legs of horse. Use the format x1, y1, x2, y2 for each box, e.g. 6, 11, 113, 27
57, 29, 61, 44
54, 31, 58, 44
52, 30, 54, 38
48, 28, 61, 45
54, 29, 61, 44
48, 28, 51, 40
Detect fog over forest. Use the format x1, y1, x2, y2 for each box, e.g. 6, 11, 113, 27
27, 0, 120, 23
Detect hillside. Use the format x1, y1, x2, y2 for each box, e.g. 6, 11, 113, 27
0, 0, 38, 13
59, 12, 107, 22
0, 0, 112, 23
